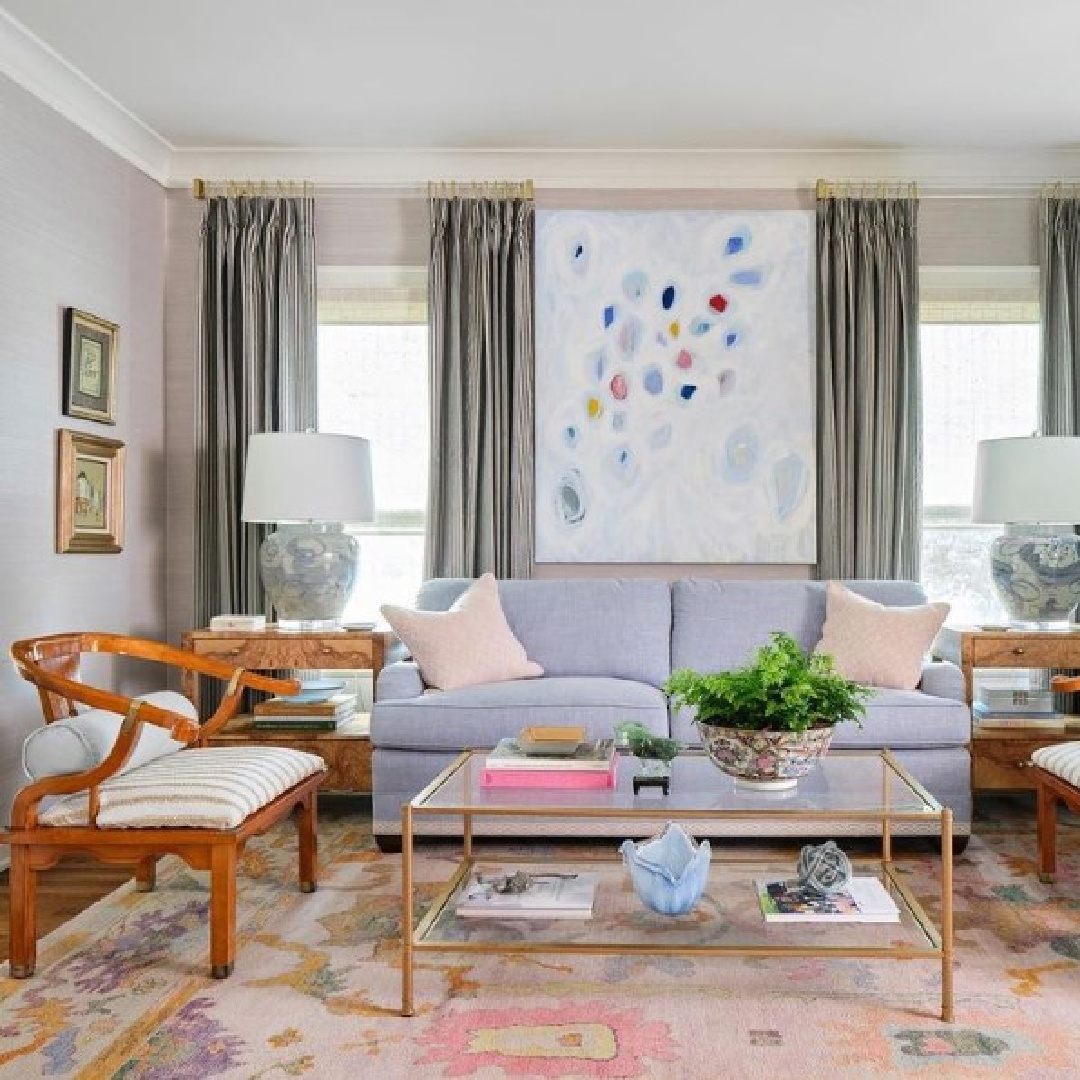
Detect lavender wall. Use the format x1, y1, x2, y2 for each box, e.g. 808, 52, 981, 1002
0, 75, 168, 823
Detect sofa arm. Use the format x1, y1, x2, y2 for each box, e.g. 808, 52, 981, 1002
376, 660, 425, 702
919, 659, 965, 702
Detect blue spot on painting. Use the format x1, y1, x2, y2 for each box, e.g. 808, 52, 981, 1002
661, 285, 676, 310
564, 424, 580, 449
643, 366, 664, 395
556, 469, 587, 527
608, 444, 639, 485
570, 235, 589, 274
588, 349, 608, 382
679, 384, 697, 402
725, 228, 751, 257
720, 425, 760, 484
603, 305, 616, 329
730, 268, 766, 287
623, 270, 648, 302
690, 318, 712, 336
724, 330, 741, 348
773, 454, 807, 521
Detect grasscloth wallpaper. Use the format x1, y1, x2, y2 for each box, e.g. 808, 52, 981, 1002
0, 74, 168, 824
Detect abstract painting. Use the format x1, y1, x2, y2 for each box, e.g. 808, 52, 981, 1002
534, 209, 815, 563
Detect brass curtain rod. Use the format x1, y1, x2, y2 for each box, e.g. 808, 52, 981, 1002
1042, 181, 1080, 199
816, 179, 918, 200
192, 178, 315, 200
428, 179, 534, 200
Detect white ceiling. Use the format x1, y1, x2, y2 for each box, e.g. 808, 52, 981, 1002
3, 0, 1080, 186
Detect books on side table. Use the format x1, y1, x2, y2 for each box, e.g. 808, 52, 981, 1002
455, 871, 598, 919
757, 877, 900, 923
482, 735, 618, 788
973, 690, 1065, 728
252, 692, 357, 731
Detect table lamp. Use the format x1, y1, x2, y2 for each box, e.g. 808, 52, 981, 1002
972, 436, 1080, 626
242, 431, 374, 631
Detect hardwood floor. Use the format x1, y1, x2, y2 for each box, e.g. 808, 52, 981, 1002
0, 857, 134, 963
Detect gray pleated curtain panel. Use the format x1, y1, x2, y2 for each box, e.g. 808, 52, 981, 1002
816, 190, 922, 580
426, 191, 535, 578
194, 195, 317, 630
1040, 194, 1080, 435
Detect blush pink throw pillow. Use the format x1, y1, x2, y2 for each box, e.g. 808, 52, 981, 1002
815, 580, 950, 691
380, 574, 543, 691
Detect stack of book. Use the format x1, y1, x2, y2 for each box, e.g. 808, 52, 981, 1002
973, 688, 1065, 728
756, 876, 900, 923
482, 733, 618, 788
455, 870, 597, 919
252, 692, 357, 731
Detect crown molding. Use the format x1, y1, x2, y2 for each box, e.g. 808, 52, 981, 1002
168, 146, 1080, 195
3, 10, 1080, 198
0, 10, 172, 183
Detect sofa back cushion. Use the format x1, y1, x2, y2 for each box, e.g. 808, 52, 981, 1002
670, 579, 929, 674
414, 578, 672, 686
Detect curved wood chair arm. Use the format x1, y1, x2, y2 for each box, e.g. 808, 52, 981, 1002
1051, 675, 1080, 693
10, 630, 303, 750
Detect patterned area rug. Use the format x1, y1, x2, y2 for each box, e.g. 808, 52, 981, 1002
1, 797, 1079, 1079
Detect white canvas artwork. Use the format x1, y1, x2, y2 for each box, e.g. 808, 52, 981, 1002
534, 209, 815, 564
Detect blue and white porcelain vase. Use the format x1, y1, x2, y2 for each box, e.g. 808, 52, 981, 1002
620, 822, 711, 916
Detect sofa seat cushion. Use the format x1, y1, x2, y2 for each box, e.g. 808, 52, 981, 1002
670, 688, 969, 750
371, 676, 669, 753
37, 746, 326, 829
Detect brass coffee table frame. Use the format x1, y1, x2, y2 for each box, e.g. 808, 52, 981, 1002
400, 749, 954, 1021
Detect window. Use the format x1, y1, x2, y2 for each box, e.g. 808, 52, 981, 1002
919, 268, 1040, 626
317, 268, 428, 622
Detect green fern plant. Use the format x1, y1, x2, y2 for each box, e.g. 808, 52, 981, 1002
664, 631, 871, 733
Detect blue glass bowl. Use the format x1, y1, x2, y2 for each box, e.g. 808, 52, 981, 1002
620, 822, 711, 916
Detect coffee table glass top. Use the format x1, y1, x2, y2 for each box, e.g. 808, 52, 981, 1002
411, 750, 941, 818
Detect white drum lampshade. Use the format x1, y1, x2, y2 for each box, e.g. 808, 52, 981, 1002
972, 436, 1080, 625
242, 432, 374, 631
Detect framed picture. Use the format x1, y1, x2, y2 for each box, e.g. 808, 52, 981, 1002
56, 429, 125, 553
63, 308, 118, 424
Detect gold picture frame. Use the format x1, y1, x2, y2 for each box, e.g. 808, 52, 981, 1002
56, 429, 125, 553
63, 308, 118, 424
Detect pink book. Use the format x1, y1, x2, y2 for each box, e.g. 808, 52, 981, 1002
481, 758, 618, 789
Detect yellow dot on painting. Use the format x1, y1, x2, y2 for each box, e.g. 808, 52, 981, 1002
669, 321, 680, 338
587, 397, 603, 419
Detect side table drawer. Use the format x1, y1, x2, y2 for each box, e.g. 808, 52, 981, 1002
972, 734, 1074, 790
969, 638, 1072, 669
188, 636, 378, 670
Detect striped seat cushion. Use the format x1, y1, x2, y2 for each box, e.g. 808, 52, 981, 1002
37, 746, 326, 829
1032, 743, 1080, 788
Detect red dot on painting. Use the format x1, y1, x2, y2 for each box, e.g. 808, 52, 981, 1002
709, 294, 729, 313
610, 373, 628, 400
676, 350, 693, 369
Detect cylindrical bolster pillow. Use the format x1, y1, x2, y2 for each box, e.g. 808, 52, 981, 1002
22, 691, 196, 781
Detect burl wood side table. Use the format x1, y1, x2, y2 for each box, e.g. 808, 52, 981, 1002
181, 627, 395, 793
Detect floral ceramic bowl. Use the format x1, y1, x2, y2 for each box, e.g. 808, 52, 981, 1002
695, 723, 834, 790
620, 822, 711, 916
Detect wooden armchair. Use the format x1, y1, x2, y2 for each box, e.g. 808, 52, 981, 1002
5, 632, 327, 979
1032, 674, 1080, 884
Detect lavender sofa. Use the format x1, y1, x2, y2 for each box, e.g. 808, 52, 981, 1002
370, 578, 970, 849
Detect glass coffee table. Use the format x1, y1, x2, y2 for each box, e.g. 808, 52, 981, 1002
400, 749, 954, 1020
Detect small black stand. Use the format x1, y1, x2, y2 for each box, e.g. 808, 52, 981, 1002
633, 775, 670, 796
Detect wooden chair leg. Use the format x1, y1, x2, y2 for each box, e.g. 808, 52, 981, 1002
8, 846, 37, 978
134, 856, 158, 893
298, 792, 318, 894
1037, 776, 1059, 883
209, 842, 237, 979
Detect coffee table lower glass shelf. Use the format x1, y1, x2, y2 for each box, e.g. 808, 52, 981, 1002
400, 750, 954, 1021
